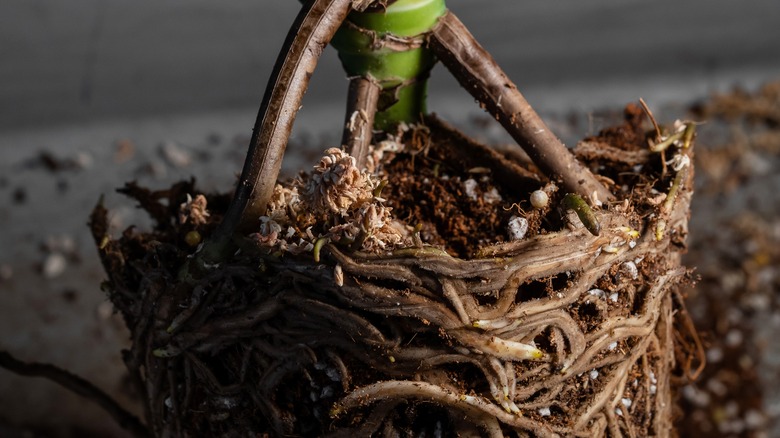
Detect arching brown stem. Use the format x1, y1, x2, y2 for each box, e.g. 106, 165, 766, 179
219, 0, 354, 236
342, 76, 381, 168
428, 12, 613, 204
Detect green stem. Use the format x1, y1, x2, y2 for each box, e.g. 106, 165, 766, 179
331, 0, 447, 130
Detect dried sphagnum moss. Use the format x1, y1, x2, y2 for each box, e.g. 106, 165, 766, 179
251, 146, 409, 255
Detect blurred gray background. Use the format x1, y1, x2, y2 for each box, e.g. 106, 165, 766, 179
3, 0, 779, 131
1, 0, 779, 436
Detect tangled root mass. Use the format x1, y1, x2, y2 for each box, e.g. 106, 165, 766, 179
91, 109, 701, 437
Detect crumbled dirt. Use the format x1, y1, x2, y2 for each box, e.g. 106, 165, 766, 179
381, 120, 538, 257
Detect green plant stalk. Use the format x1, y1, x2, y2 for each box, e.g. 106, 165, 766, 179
561, 193, 601, 236
331, 0, 447, 130
375, 77, 429, 129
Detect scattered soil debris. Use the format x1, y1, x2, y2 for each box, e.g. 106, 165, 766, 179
678, 80, 780, 438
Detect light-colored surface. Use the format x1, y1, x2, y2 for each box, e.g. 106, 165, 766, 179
1, 0, 779, 435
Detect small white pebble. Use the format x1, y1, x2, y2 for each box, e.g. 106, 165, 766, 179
160, 141, 191, 168
682, 385, 711, 407
589, 369, 599, 380
744, 409, 766, 429
164, 397, 173, 409
96, 301, 114, 320
463, 178, 478, 201
721, 271, 744, 292
621, 261, 639, 280
706, 378, 728, 397
609, 293, 619, 303
434, 421, 443, 438
745, 293, 770, 311
719, 420, 746, 435
538, 407, 551, 417
507, 216, 529, 241
608, 341, 618, 351
725, 329, 743, 347
726, 308, 743, 324
320, 386, 334, 398
628, 240, 637, 249
706, 347, 724, 363
615, 407, 623, 416
588, 288, 605, 298
650, 371, 658, 394
483, 187, 502, 204
42, 253, 67, 278
326, 368, 341, 382
215, 396, 238, 409
73, 151, 94, 169
621, 398, 632, 409
530, 190, 549, 209
334, 264, 344, 287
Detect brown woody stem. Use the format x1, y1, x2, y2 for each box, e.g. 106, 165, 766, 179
428, 12, 613, 204
342, 76, 381, 168
221, 0, 354, 236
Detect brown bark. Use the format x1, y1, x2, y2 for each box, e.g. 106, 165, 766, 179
342, 76, 381, 169
219, 0, 354, 236
428, 12, 613, 204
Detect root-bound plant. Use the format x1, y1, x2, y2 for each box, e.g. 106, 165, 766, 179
2, 0, 704, 436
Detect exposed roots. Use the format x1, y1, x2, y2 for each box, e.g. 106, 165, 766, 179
90, 115, 697, 437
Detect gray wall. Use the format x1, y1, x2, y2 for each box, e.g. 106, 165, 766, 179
2, 0, 779, 131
